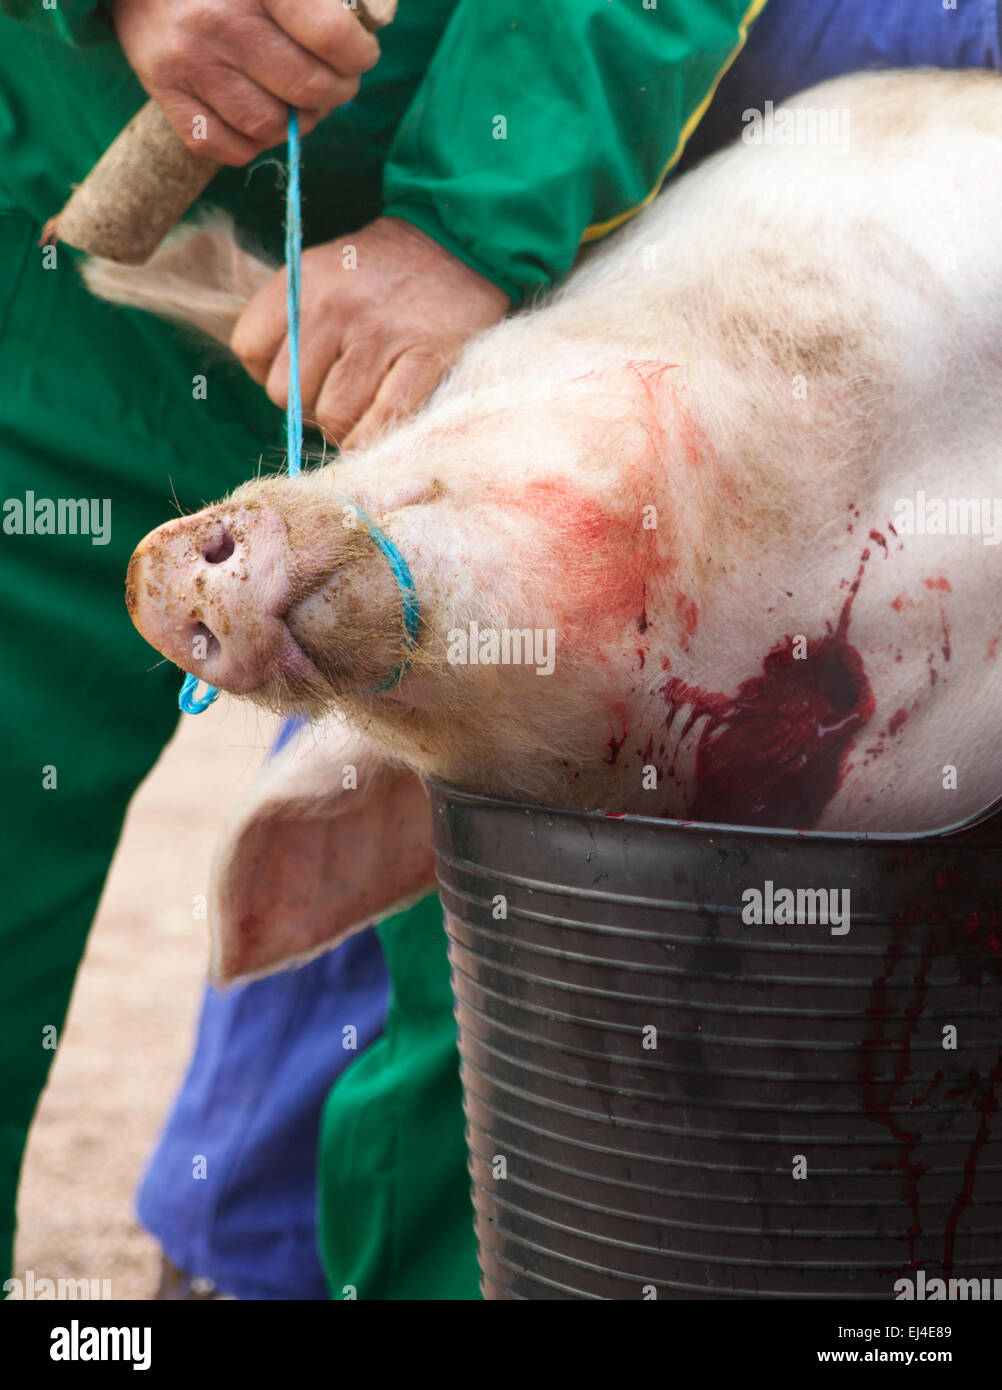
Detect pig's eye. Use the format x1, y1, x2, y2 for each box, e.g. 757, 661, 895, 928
202, 531, 236, 564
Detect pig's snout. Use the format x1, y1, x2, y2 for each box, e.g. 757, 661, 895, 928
126, 504, 316, 697
127, 497, 413, 707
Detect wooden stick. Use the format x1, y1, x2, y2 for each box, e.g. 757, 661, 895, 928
42, 0, 397, 265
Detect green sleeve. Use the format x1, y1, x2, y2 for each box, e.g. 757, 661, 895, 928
382, 0, 768, 304
0, 0, 113, 44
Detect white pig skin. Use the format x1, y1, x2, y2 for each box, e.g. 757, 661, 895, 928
93, 71, 1002, 983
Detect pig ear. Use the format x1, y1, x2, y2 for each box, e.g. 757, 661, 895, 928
208, 714, 436, 988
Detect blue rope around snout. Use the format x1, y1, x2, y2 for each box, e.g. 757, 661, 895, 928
179, 108, 418, 714
335, 497, 420, 694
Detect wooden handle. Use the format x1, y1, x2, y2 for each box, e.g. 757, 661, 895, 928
42, 0, 397, 265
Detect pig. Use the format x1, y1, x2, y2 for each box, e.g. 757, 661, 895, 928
90, 70, 1002, 984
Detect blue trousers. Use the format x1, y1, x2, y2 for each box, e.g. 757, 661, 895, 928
682, 0, 1000, 169
137, 929, 390, 1300
137, 0, 1001, 1300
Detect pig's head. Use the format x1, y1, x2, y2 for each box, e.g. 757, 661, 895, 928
107, 224, 724, 984
127, 362, 697, 813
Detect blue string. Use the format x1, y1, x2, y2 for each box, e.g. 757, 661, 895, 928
178, 672, 215, 713
180, 108, 303, 716
180, 107, 419, 714
335, 497, 420, 694
285, 107, 303, 480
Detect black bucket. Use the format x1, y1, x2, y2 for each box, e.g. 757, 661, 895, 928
428, 783, 1002, 1300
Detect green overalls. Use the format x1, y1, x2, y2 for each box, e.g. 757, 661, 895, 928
0, 0, 766, 1296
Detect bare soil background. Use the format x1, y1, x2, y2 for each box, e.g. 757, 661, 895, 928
12, 700, 270, 1300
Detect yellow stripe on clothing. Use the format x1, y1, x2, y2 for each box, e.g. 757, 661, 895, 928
581, 0, 770, 243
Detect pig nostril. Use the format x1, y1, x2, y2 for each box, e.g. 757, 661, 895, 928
193, 621, 220, 662
203, 532, 236, 565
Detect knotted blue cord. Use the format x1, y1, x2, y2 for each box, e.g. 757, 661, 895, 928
179, 107, 418, 713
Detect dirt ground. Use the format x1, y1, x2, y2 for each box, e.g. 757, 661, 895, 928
11, 699, 272, 1301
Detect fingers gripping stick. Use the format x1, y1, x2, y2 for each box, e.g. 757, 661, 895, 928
41, 0, 397, 265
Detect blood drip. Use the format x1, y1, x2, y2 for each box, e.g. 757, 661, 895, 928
858, 921, 937, 1270
660, 564, 874, 828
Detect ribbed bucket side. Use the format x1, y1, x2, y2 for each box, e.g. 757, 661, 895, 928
430, 787, 1002, 1301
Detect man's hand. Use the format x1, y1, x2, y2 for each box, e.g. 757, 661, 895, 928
231, 217, 511, 450
112, 0, 380, 165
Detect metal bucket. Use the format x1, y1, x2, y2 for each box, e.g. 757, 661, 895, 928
428, 783, 1002, 1300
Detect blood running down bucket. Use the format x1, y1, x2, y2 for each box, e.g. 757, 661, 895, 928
428, 783, 1002, 1300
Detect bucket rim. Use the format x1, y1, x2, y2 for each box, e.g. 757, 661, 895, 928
425, 780, 1002, 846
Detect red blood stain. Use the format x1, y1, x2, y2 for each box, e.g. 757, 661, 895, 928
859, 899, 1002, 1281
923, 580, 953, 662
888, 708, 909, 736
941, 1060, 1002, 1278
675, 594, 699, 648
989, 636, 999, 662
603, 733, 625, 765
487, 476, 665, 639
891, 595, 905, 612
661, 637, 873, 827
603, 702, 629, 765
939, 907, 1002, 1275
636, 648, 646, 669
659, 557, 874, 827
869, 529, 888, 555
625, 359, 679, 398
961, 910, 1002, 969
859, 921, 937, 1270
672, 391, 713, 473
